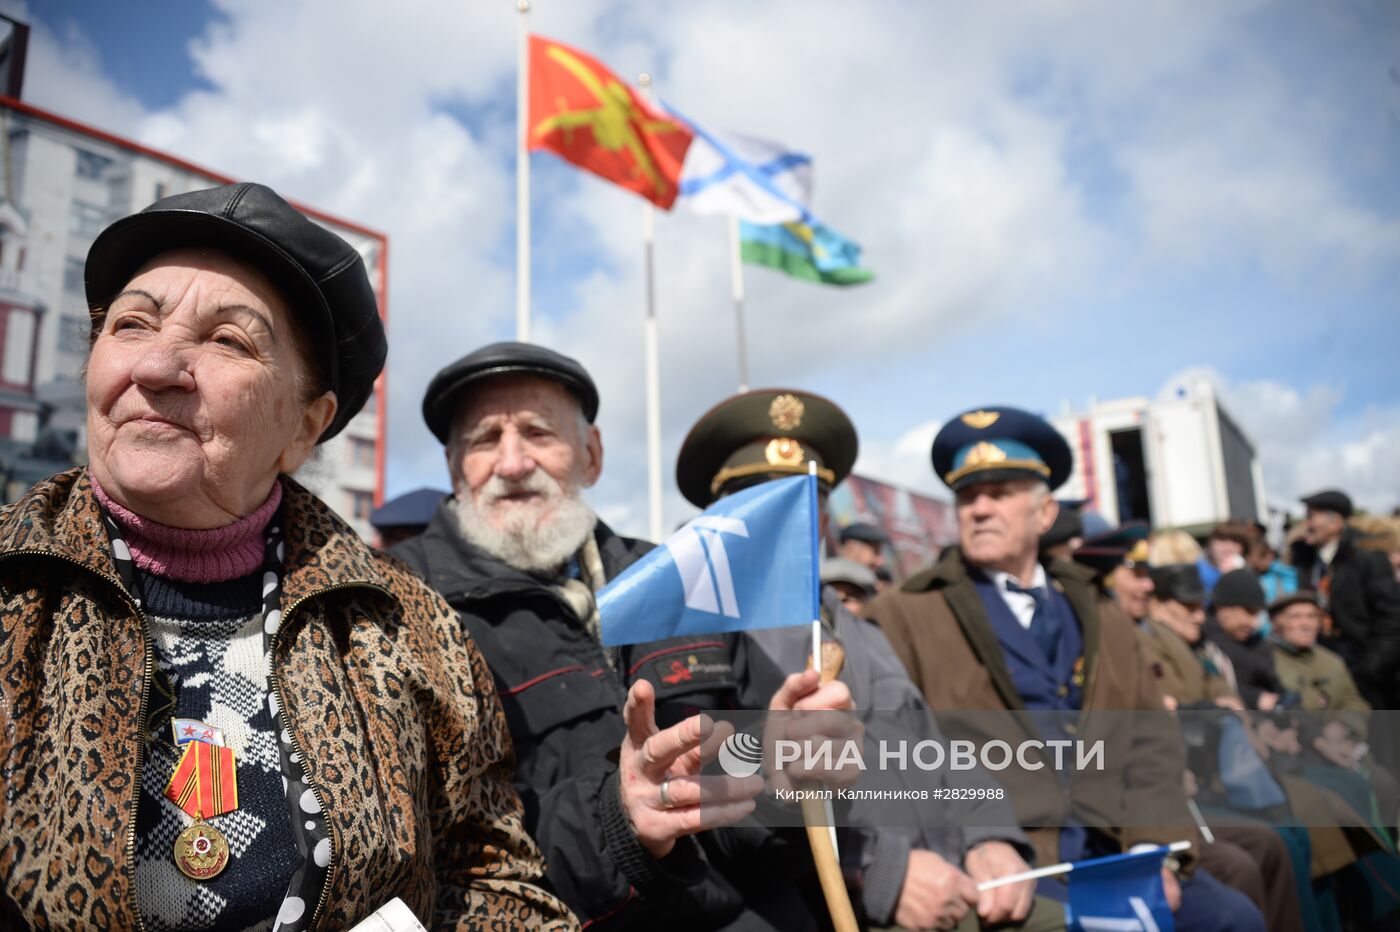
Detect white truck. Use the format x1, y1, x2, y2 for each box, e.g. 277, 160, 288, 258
1051, 376, 1268, 534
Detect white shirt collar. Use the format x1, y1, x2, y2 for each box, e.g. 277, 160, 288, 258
1320, 539, 1340, 565
988, 564, 1049, 630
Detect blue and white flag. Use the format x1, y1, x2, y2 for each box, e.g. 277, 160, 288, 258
668, 104, 813, 224
598, 474, 819, 646
1065, 845, 1176, 932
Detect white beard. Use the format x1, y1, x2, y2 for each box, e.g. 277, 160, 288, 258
452, 470, 597, 573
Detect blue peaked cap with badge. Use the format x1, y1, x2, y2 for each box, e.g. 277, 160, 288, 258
931, 405, 1073, 492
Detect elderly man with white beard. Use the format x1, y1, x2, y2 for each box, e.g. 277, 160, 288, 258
393, 343, 854, 931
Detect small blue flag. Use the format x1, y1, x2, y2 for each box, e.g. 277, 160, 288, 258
1065, 844, 1175, 932
598, 474, 819, 646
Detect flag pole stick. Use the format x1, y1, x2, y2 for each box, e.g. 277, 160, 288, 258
975, 840, 1192, 891
800, 460, 857, 932
640, 73, 664, 543
515, 0, 531, 342
729, 215, 749, 392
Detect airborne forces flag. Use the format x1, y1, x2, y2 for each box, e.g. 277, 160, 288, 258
527, 35, 694, 208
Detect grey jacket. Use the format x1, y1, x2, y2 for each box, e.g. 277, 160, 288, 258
739, 587, 1031, 925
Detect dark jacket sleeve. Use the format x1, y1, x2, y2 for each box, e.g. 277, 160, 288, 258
529, 766, 709, 922
1357, 551, 1400, 697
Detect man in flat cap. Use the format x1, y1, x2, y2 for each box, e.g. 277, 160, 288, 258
1269, 591, 1369, 736
369, 486, 448, 547
677, 388, 1059, 932
394, 345, 851, 930
865, 406, 1264, 931
1290, 489, 1400, 710
840, 521, 892, 575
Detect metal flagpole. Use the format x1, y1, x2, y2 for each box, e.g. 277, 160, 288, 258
728, 215, 749, 392
515, 0, 531, 342
639, 73, 664, 543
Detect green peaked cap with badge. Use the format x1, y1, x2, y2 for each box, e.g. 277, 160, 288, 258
676, 388, 858, 508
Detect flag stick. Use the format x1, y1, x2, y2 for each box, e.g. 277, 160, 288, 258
975, 840, 1192, 891
640, 73, 664, 542
515, 0, 531, 342
1187, 799, 1215, 845
728, 215, 749, 392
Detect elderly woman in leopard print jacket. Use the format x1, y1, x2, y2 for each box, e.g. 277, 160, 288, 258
0, 183, 576, 932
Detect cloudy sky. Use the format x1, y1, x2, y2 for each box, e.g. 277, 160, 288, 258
16, 0, 1400, 533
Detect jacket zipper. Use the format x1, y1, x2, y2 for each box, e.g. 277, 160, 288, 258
272, 581, 390, 930
0, 549, 150, 932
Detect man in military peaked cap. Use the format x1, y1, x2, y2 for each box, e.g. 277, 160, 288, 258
866, 406, 1264, 932
678, 391, 1063, 932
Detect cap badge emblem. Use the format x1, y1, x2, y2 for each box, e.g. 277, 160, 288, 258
961, 410, 1000, 430
769, 394, 805, 431
766, 438, 805, 467
964, 441, 1007, 469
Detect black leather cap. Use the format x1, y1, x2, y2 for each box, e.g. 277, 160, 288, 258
85, 182, 385, 442
422, 342, 599, 444
1212, 568, 1267, 610
840, 521, 890, 546
1301, 489, 1353, 518
1149, 563, 1206, 604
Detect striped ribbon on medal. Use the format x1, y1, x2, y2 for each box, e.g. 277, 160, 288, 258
164, 740, 239, 818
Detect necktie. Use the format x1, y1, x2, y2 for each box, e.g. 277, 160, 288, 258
1007, 581, 1061, 662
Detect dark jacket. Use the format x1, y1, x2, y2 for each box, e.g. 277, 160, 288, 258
394, 505, 802, 931
1204, 618, 1283, 709
0, 470, 574, 931
865, 549, 1201, 872
1291, 532, 1400, 708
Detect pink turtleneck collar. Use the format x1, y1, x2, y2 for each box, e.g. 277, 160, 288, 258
90, 472, 283, 583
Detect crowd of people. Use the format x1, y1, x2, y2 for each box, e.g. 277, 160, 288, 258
2, 182, 1398, 931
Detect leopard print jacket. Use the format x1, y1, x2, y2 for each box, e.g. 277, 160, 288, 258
0, 469, 579, 931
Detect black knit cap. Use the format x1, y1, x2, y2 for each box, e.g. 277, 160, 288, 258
421, 341, 600, 444
1212, 569, 1267, 611
85, 182, 385, 442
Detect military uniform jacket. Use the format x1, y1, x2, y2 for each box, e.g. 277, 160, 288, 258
394, 506, 800, 931
865, 548, 1200, 871
1271, 638, 1370, 738
1137, 618, 1236, 706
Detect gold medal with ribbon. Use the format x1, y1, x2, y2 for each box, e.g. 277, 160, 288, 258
164, 739, 238, 880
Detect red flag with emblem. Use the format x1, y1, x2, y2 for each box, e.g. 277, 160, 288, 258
527, 35, 693, 209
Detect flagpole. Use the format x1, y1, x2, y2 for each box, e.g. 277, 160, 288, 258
639, 73, 664, 543
976, 840, 1192, 891
729, 215, 749, 392
515, 0, 531, 342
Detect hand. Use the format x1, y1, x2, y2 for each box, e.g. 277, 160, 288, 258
1162, 867, 1182, 912
765, 670, 863, 794
618, 679, 763, 859
893, 849, 980, 930
963, 840, 1034, 925
1257, 691, 1280, 711
1213, 695, 1246, 712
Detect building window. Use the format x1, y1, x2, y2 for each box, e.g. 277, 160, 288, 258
348, 436, 375, 470
63, 256, 85, 294
75, 149, 114, 181
350, 490, 374, 522
69, 202, 108, 238
154, 181, 169, 201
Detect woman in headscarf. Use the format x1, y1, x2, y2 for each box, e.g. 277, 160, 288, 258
0, 183, 576, 931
